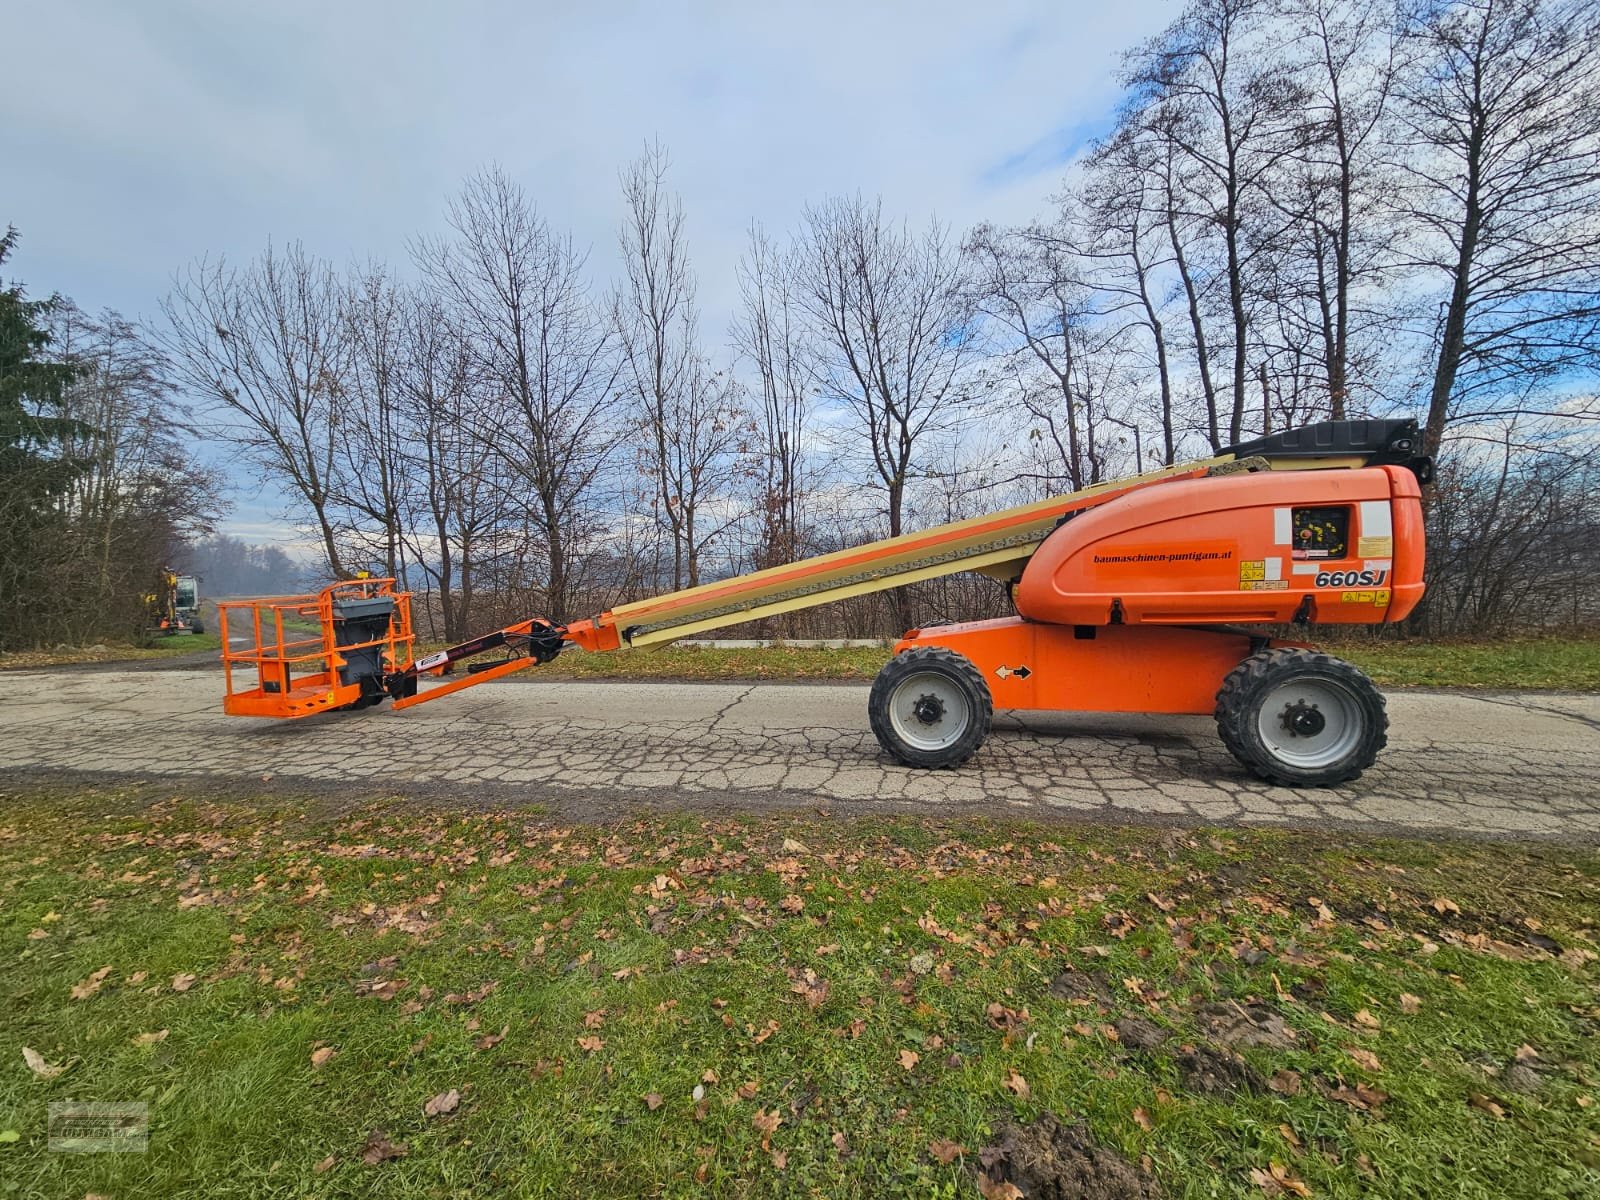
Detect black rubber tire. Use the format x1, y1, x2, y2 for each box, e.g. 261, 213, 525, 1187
868, 647, 993, 769
1214, 648, 1387, 787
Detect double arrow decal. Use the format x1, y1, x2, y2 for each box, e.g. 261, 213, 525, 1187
995, 665, 1032, 680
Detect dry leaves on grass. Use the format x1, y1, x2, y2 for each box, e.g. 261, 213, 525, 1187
1250, 1161, 1312, 1197
1003, 1068, 1030, 1099
644, 1093, 663, 1111
1346, 1047, 1382, 1072
360, 1131, 408, 1164
1469, 1093, 1507, 1119
928, 1138, 965, 1164
576, 1036, 605, 1053
977, 1177, 1024, 1200
752, 1108, 782, 1148
310, 1046, 338, 1069
1398, 993, 1422, 1014
70, 966, 113, 1000
474, 1026, 508, 1051
22, 1048, 64, 1079
424, 1090, 461, 1117
897, 1049, 921, 1071
170, 973, 197, 993
133, 1030, 168, 1046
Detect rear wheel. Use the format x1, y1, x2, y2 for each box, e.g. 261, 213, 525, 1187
1215, 648, 1386, 786
869, 647, 992, 769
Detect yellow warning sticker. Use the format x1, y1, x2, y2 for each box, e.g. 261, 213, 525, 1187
1239, 560, 1266, 581
1241, 579, 1288, 591
1357, 536, 1394, 557
1341, 589, 1391, 606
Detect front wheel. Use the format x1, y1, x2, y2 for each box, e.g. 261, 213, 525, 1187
1215, 648, 1387, 787
869, 647, 993, 769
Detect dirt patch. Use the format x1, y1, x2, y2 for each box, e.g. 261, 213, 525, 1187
1113, 1017, 1170, 1051
1175, 1044, 1264, 1097
979, 1111, 1160, 1200
1192, 1000, 1296, 1050
1049, 968, 1116, 1007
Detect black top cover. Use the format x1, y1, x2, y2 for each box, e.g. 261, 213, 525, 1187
1222, 418, 1431, 480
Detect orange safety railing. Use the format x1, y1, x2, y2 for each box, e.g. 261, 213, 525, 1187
219, 579, 415, 719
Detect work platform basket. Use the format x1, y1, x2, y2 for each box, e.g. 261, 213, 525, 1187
219, 579, 415, 718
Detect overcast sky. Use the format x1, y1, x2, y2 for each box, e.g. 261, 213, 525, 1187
5, 0, 1172, 546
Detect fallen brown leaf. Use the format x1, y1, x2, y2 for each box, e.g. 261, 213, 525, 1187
1132, 1107, 1152, 1131
70, 966, 113, 1001
1003, 1068, 1030, 1099
1469, 1092, 1506, 1119
644, 1093, 663, 1111
313, 1154, 336, 1174
423, 1089, 460, 1118
310, 1046, 338, 1069
1250, 1161, 1312, 1197
1398, 993, 1422, 1015
170, 973, 197, 993
576, 1036, 605, 1053
1347, 1047, 1382, 1072
752, 1107, 782, 1147
897, 1049, 920, 1071
928, 1137, 965, 1164
1268, 1069, 1303, 1096
133, 1030, 169, 1047
977, 1176, 1025, 1200
359, 1130, 408, 1164
22, 1047, 63, 1079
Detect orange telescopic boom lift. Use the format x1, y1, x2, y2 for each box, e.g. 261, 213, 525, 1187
219, 419, 1431, 786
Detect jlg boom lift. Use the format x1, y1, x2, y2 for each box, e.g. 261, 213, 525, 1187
219, 419, 1430, 787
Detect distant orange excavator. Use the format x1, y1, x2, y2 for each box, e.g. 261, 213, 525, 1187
219, 419, 1429, 787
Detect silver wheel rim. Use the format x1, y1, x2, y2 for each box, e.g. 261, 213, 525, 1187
1255, 675, 1364, 770
887, 670, 971, 752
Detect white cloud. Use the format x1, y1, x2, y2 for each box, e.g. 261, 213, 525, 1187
4, 0, 1173, 547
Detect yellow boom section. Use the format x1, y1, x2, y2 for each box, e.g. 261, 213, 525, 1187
609, 454, 1246, 646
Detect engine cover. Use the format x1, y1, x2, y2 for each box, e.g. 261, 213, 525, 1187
1014, 465, 1424, 627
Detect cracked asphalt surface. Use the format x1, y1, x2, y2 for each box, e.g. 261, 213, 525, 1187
3, 662, 1600, 838
2, 665, 1597, 841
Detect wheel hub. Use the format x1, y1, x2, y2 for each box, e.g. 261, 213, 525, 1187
911, 692, 946, 726
1279, 699, 1326, 738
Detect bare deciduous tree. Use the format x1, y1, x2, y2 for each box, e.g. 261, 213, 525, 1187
615, 144, 747, 591
1394, 0, 1600, 461
793, 194, 976, 626
734, 224, 815, 571
418, 166, 618, 621
161, 243, 351, 576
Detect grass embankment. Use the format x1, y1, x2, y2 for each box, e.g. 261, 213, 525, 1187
530, 634, 1600, 691
2, 785, 1597, 1198
0, 632, 222, 671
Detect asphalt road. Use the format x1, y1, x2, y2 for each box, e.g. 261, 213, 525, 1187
3, 666, 1597, 841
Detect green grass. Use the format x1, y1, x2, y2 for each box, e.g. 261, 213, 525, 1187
2, 784, 1597, 1198
539, 642, 894, 682
0, 632, 223, 671
1333, 635, 1600, 690
526, 633, 1600, 691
